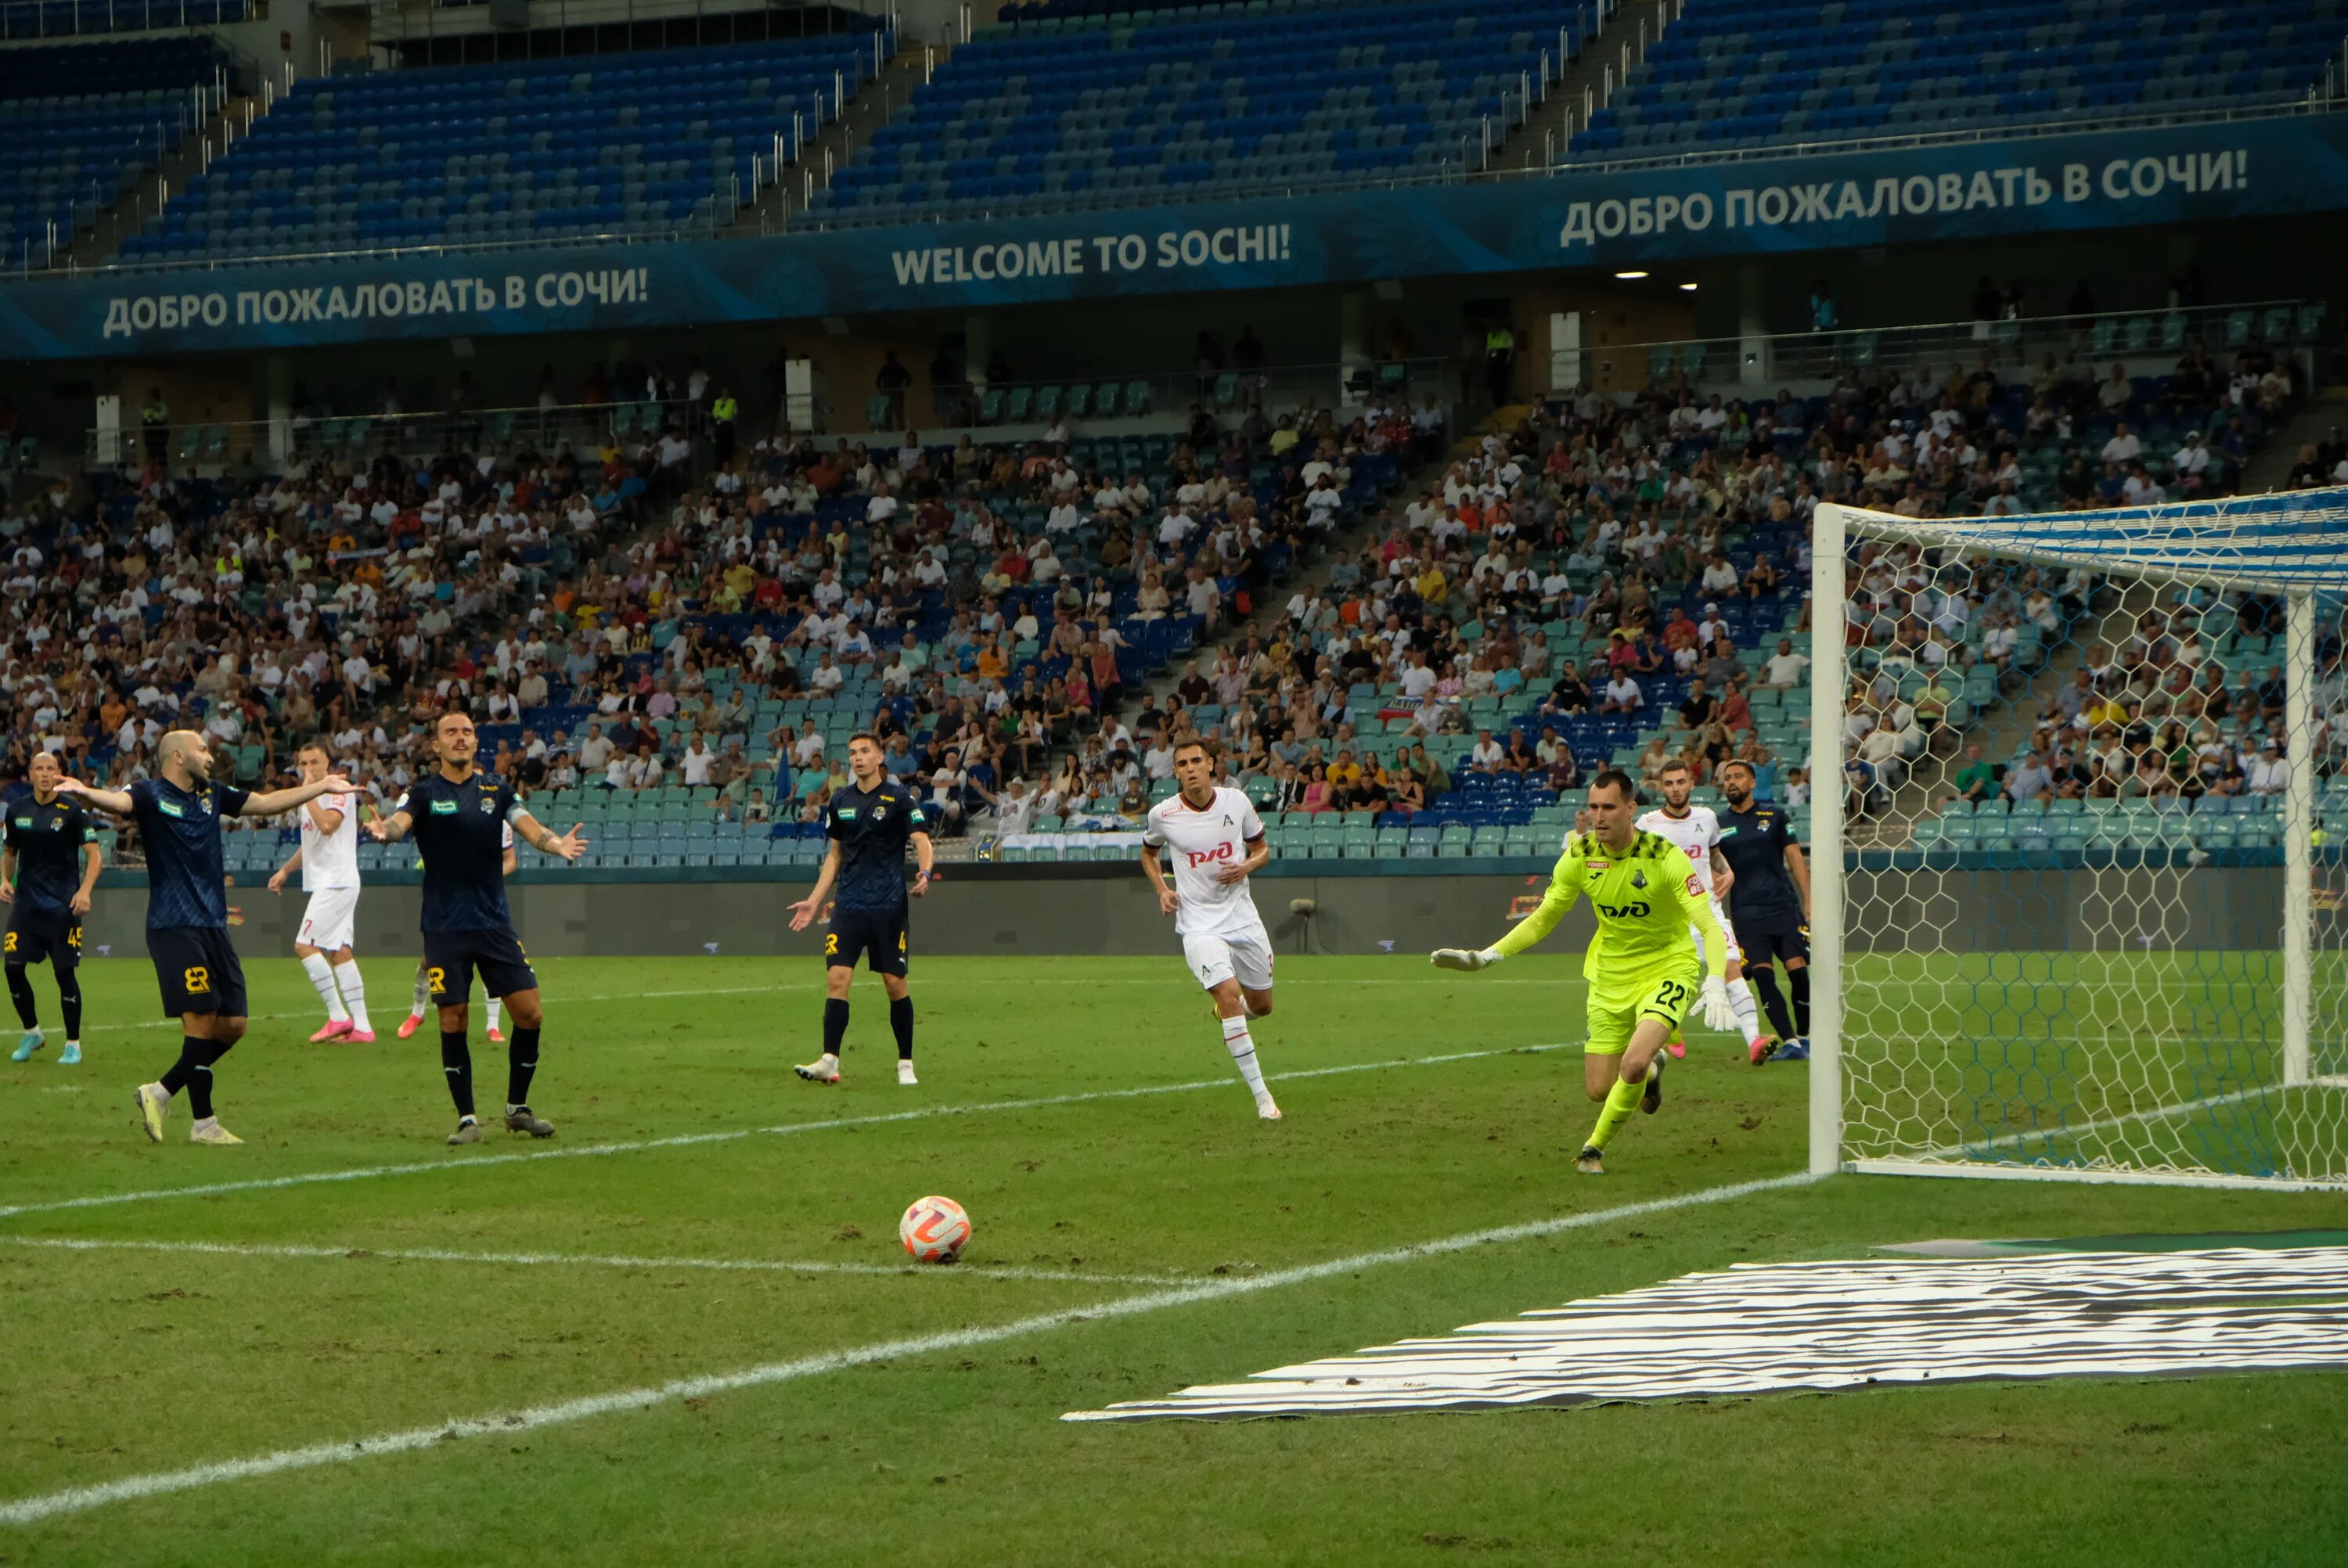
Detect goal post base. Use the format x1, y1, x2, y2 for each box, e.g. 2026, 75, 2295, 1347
1848, 1158, 2348, 1194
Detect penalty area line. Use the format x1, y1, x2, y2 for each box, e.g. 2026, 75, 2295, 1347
0, 1169, 1817, 1527
0, 1042, 1576, 1222
0, 1235, 1186, 1288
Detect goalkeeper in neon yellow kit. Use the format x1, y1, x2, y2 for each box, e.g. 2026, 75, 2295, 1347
1433, 769, 1734, 1174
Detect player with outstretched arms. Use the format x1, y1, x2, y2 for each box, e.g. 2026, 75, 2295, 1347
1141, 736, 1283, 1120
788, 732, 934, 1086
1432, 768, 1733, 1174
1714, 758, 1813, 1060
1636, 761, 1777, 1065
56, 731, 351, 1146
366, 710, 586, 1145
4, 752, 101, 1066
266, 741, 377, 1042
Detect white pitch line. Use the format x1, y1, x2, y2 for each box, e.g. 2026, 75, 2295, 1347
0, 1235, 1183, 1288
0, 1042, 1574, 1222
0, 1169, 1819, 1527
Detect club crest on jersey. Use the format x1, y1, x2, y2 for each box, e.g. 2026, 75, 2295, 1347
478, 797, 495, 814
1631, 869, 1648, 890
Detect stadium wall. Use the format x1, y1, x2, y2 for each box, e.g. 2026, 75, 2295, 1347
72, 867, 2289, 961
41, 112, 2348, 361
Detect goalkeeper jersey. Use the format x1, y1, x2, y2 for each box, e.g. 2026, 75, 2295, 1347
1492, 829, 1727, 984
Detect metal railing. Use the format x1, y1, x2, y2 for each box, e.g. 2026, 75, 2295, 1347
84, 354, 1462, 468
0, 0, 242, 38
1562, 299, 2325, 395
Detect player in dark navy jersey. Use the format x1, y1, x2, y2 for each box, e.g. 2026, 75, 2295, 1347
1715, 760, 1813, 1059
788, 732, 934, 1086
367, 710, 586, 1145
56, 731, 351, 1146
4, 752, 102, 1066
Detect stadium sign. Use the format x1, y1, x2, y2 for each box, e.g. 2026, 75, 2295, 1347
11, 113, 2344, 361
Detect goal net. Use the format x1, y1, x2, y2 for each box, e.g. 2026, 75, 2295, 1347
1807, 489, 2346, 1190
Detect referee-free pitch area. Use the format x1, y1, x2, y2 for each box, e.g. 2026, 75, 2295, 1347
0, 954, 2343, 1566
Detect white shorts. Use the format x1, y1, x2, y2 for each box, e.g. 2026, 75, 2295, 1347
297, 885, 360, 951
1180, 919, 1275, 992
1692, 902, 1743, 966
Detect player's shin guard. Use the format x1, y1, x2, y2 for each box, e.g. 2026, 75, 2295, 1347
335, 961, 371, 1035
889, 996, 914, 1062
441, 1030, 476, 1118
1726, 976, 1763, 1041
4, 962, 35, 1030
160, 1035, 206, 1098
507, 1027, 539, 1108
410, 966, 431, 1017
187, 1038, 233, 1120
1789, 966, 1812, 1037
1748, 966, 1795, 1041
54, 959, 81, 1041
301, 951, 349, 1021
1221, 1012, 1271, 1103
1584, 1071, 1646, 1152
823, 998, 849, 1057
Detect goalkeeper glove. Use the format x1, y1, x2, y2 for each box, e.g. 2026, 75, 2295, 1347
1699, 975, 1738, 1031
1430, 948, 1504, 972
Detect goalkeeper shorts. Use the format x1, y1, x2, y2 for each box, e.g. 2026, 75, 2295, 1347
1585, 961, 1702, 1056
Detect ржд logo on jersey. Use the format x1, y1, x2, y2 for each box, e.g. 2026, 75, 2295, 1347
1186, 842, 1236, 869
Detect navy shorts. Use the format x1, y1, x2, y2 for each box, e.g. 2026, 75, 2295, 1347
1737, 919, 1810, 967
5, 907, 81, 966
148, 925, 248, 1017
424, 926, 539, 1004
826, 906, 909, 977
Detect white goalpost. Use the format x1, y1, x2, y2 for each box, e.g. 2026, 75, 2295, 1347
1809, 488, 2348, 1190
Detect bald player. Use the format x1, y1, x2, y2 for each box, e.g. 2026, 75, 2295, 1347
57, 731, 351, 1146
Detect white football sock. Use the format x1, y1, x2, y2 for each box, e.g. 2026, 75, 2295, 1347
1727, 977, 1763, 1041
410, 966, 430, 1017
1221, 1012, 1273, 1106
334, 959, 372, 1034
484, 994, 504, 1033
302, 952, 349, 1021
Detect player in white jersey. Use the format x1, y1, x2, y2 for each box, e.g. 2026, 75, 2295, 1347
267, 741, 377, 1041
1635, 762, 1776, 1064
1140, 735, 1282, 1120
398, 818, 516, 1040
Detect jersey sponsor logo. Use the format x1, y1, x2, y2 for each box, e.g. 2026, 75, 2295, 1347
1597, 900, 1651, 919
1185, 841, 1237, 869
10, 817, 27, 828
157, 800, 184, 818
1586, 858, 1611, 871
429, 799, 459, 815
1719, 825, 1740, 836
1686, 875, 1703, 897
837, 807, 859, 819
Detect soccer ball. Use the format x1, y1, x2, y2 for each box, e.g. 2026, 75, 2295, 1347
900, 1195, 971, 1263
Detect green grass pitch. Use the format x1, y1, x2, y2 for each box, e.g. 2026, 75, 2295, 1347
1, 953, 2343, 1566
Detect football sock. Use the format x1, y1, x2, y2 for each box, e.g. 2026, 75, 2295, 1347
1726, 976, 1763, 1040
823, 998, 850, 1057
187, 1038, 234, 1120
484, 994, 503, 1034
441, 1030, 476, 1118
410, 967, 430, 1017
889, 995, 914, 1062
54, 959, 80, 1041
1748, 966, 1795, 1040
1585, 1071, 1646, 1152
160, 1034, 206, 1099
333, 960, 371, 1034
507, 1026, 539, 1106
1221, 1012, 1273, 1105
301, 952, 349, 1021
5, 962, 35, 1029
1789, 966, 1812, 1036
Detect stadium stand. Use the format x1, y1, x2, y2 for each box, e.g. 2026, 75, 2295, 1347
0, 34, 219, 264
814, 0, 1572, 225
1576, 0, 2346, 156
2, 369, 1404, 870
120, 34, 887, 260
